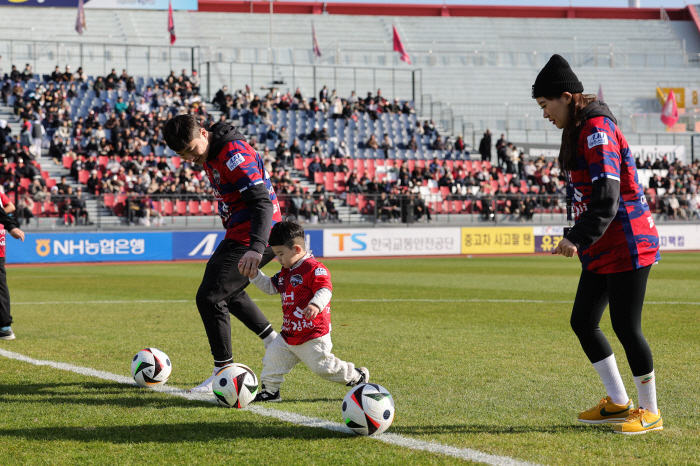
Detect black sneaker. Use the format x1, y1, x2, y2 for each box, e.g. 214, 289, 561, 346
347, 367, 370, 387
0, 328, 15, 340
253, 385, 281, 402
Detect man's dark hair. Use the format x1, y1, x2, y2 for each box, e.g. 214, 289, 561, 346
163, 114, 202, 153
269, 218, 306, 249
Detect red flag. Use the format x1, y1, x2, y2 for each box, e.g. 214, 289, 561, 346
312, 22, 322, 58
168, 0, 176, 45
660, 89, 679, 127
393, 25, 411, 65
76, 0, 86, 36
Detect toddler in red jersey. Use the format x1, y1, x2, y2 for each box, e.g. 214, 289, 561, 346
246, 219, 369, 402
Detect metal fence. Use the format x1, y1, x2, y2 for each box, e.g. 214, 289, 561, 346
202, 62, 422, 110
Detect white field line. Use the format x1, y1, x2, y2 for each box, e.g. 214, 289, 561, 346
11, 299, 700, 306
0, 348, 541, 466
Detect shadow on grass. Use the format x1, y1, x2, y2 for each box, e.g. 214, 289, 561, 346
0, 382, 207, 409
0, 421, 348, 443
394, 424, 591, 435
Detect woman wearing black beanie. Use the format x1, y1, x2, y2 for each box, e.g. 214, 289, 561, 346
533, 54, 662, 435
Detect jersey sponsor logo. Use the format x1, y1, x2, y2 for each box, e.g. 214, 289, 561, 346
315, 268, 327, 276
587, 132, 609, 149
212, 169, 220, 184
281, 291, 294, 303
226, 153, 245, 171
278, 276, 284, 287
290, 274, 303, 287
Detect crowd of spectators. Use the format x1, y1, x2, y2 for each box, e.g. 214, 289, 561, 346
2, 63, 699, 225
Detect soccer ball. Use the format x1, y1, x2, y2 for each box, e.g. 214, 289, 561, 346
212, 363, 259, 409
342, 383, 395, 436
131, 348, 172, 387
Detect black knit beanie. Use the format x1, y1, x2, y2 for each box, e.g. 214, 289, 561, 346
532, 54, 584, 98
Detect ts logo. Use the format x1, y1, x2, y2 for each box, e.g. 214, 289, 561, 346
331, 233, 367, 252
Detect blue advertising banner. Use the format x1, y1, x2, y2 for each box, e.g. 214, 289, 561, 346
172, 230, 325, 261
6, 232, 172, 264
0, 0, 198, 10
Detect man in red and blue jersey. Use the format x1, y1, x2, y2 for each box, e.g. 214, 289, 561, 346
164, 114, 282, 393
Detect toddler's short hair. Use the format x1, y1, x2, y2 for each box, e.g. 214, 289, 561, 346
269, 218, 306, 249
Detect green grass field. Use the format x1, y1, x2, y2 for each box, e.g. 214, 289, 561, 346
1, 254, 699, 465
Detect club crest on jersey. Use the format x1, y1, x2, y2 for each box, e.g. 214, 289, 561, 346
226, 153, 245, 171
587, 132, 609, 149
290, 274, 303, 287
212, 169, 220, 184
315, 268, 327, 276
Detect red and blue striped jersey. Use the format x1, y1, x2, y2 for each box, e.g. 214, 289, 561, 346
203, 140, 281, 245
569, 116, 660, 273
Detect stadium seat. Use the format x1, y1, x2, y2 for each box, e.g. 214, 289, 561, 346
313, 172, 324, 185
200, 200, 213, 215
188, 200, 201, 215
78, 170, 90, 184
62, 156, 73, 170
32, 202, 43, 217
43, 202, 57, 217
163, 200, 174, 216
176, 200, 188, 216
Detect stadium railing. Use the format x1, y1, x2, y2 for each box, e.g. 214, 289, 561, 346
17, 192, 700, 229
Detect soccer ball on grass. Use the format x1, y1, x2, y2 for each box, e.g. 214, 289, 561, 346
342, 383, 395, 435
131, 348, 172, 387
212, 363, 259, 409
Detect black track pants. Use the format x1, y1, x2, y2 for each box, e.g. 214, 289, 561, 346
0, 259, 11, 328
570, 265, 654, 377
195, 239, 276, 363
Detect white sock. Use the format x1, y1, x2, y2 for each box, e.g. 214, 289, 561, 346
592, 354, 629, 406
262, 330, 278, 349
634, 370, 658, 415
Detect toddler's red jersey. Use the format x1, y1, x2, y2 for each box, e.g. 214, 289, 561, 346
569, 116, 660, 273
270, 255, 332, 345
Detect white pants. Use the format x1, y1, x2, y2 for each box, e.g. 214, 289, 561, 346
260, 333, 358, 392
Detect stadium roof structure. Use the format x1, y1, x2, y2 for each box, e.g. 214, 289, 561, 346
198, 1, 697, 21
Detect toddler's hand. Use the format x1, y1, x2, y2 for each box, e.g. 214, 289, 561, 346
303, 304, 320, 320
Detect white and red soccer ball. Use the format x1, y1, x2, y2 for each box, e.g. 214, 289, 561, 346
212, 363, 259, 409
342, 383, 395, 435
131, 348, 172, 387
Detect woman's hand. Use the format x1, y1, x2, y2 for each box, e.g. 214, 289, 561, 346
553, 238, 578, 257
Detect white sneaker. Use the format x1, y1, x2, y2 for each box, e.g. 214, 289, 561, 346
188, 367, 218, 394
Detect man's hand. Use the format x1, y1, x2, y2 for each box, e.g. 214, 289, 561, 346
303, 303, 320, 320
553, 238, 578, 257
9, 228, 24, 242
238, 250, 263, 278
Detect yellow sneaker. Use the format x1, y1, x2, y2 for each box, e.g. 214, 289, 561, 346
577, 396, 633, 424
613, 408, 663, 435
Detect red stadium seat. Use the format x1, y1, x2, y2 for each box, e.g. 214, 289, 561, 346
346, 194, 357, 207
293, 157, 304, 171
188, 200, 200, 215
62, 155, 73, 170
32, 202, 43, 217
313, 172, 324, 185
98, 155, 109, 168
440, 186, 450, 196
171, 157, 181, 169
103, 194, 115, 208
176, 200, 188, 216
78, 170, 90, 184
19, 178, 31, 189
324, 172, 336, 191
200, 200, 213, 215
44, 202, 57, 217
162, 200, 173, 216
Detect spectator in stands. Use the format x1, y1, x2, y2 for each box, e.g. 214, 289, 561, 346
16, 194, 34, 226
0, 119, 7, 155
86, 170, 100, 194
366, 134, 379, 150
115, 97, 128, 115
266, 124, 280, 142
479, 130, 492, 162
21, 64, 33, 82
381, 133, 393, 157
308, 157, 323, 175
432, 136, 444, 151
71, 187, 88, 225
